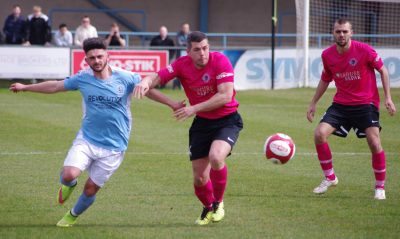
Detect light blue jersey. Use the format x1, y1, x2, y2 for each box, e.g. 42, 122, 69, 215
64, 67, 141, 151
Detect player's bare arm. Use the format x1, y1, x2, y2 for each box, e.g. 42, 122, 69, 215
307, 80, 330, 122
174, 82, 234, 121
9, 80, 66, 94
378, 66, 396, 116
133, 73, 161, 99
146, 89, 186, 111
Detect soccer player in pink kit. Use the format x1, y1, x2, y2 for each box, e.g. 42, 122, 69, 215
307, 18, 396, 200
134, 31, 243, 225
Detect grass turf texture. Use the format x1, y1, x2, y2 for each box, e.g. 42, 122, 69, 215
0, 88, 399, 238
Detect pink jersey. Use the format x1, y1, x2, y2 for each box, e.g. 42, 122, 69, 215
158, 52, 239, 119
321, 40, 383, 108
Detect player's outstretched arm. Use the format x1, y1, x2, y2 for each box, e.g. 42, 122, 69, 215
146, 89, 186, 111
9, 80, 66, 94
307, 80, 330, 123
378, 66, 396, 116
174, 82, 233, 121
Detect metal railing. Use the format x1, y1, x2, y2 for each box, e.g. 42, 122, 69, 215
59, 31, 400, 48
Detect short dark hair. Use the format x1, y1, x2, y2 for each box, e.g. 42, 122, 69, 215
59, 23, 67, 29
187, 31, 207, 49
83, 37, 107, 53
334, 18, 352, 29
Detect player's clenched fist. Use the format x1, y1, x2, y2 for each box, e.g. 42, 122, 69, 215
9, 83, 26, 93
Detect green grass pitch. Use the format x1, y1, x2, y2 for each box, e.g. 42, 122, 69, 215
0, 87, 399, 238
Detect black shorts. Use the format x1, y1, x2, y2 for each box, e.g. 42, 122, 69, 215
320, 103, 381, 138
189, 112, 243, 160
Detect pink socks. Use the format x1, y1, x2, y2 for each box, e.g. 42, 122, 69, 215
194, 165, 228, 208
194, 180, 214, 209
210, 165, 228, 203
316, 143, 336, 181
372, 151, 386, 189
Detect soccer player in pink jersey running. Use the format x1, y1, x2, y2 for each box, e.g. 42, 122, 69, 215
307, 18, 396, 200
134, 31, 243, 225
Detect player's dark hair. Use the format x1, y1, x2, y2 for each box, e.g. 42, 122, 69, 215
334, 18, 352, 29
59, 23, 67, 29
83, 37, 107, 53
187, 31, 207, 49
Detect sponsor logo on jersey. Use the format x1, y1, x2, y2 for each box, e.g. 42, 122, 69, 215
167, 65, 174, 73
88, 95, 122, 103
194, 85, 216, 96
216, 72, 234, 80
336, 71, 361, 81
202, 73, 210, 82
349, 58, 358, 66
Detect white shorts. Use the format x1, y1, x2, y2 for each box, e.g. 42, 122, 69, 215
64, 131, 125, 187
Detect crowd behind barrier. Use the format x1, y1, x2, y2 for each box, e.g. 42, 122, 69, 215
3, 4, 400, 49
3, 4, 400, 90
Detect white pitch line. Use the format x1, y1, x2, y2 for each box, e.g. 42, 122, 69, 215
0, 151, 398, 156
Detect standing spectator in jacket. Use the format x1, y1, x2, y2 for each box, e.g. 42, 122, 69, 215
23, 5, 51, 46
74, 16, 98, 47
173, 23, 191, 90
3, 5, 26, 44
104, 23, 126, 47
176, 23, 190, 50
150, 26, 175, 60
53, 23, 73, 47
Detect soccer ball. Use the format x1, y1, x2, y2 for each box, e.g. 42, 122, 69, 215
264, 133, 296, 164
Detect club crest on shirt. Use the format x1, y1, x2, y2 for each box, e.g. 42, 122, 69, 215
202, 73, 210, 83
349, 58, 358, 66
115, 84, 125, 97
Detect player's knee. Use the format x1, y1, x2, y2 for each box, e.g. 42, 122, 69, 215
193, 175, 209, 186
368, 139, 382, 153
314, 128, 328, 144
209, 150, 227, 164
61, 171, 76, 183
83, 180, 100, 196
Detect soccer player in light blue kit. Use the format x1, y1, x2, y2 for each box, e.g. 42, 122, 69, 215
10, 37, 182, 227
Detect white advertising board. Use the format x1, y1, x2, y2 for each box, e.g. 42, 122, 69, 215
0, 47, 70, 79
232, 48, 400, 90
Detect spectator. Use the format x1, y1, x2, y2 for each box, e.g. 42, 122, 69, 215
104, 23, 126, 47
150, 26, 175, 60
3, 5, 25, 44
53, 23, 73, 47
74, 16, 97, 47
23, 5, 51, 46
176, 23, 190, 49
173, 23, 191, 90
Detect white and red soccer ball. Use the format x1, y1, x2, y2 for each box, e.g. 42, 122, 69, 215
264, 133, 296, 164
